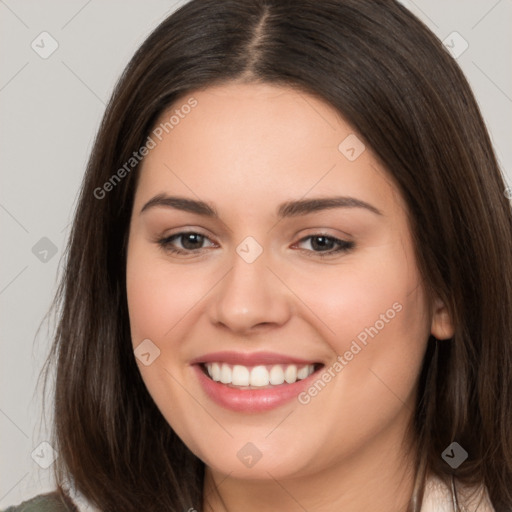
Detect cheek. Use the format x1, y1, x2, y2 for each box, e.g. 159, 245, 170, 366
289, 240, 429, 414
126, 242, 209, 344
291, 241, 425, 348
125, 242, 208, 448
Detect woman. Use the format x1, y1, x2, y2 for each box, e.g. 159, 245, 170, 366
4, 0, 511, 510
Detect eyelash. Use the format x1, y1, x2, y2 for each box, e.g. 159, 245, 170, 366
156, 231, 355, 258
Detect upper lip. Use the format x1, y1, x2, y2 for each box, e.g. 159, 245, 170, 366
190, 351, 320, 366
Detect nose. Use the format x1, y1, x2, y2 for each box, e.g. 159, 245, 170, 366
209, 250, 292, 335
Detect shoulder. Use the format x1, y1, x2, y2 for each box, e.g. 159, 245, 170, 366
421, 475, 495, 512
1, 492, 78, 512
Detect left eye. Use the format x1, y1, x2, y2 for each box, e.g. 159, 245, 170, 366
294, 235, 354, 255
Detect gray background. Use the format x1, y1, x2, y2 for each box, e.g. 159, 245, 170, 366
1, 0, 511, 508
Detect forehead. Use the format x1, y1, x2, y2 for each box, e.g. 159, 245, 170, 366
135, 82, 403, 216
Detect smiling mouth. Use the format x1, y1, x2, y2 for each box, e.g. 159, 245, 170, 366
200, 362, 324, 389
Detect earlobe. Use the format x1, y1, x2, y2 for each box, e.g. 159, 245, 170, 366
430, 296, 455, 340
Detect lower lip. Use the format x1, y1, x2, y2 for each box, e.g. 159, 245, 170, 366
193, 364, 320, 412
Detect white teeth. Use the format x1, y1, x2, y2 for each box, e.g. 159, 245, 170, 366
284, 365, 297, 384
297, 365, 309, 380
220, 363, 232, 384
232, 365, 250, 386
204, 362, 316, 387
211, 362, 221, 381
250, 366, 269, 387
269, 365, 285, 385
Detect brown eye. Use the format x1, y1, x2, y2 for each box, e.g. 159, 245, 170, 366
177, 233, 206, 250
295, 235, 354, 257
157, 231, 216, 255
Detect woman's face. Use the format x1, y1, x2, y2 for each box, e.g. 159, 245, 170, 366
126, 82, 452, 481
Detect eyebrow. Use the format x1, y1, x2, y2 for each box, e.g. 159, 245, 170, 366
140, 194, 383, 217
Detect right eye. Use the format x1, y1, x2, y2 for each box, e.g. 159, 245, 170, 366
157, 231, 216, 255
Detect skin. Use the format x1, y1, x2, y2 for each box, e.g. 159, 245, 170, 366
126, 82, 454, 512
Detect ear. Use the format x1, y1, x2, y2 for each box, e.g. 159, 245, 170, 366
430, 296, 455, 340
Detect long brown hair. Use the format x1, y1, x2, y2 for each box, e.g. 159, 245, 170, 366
42, 0, 512, 510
